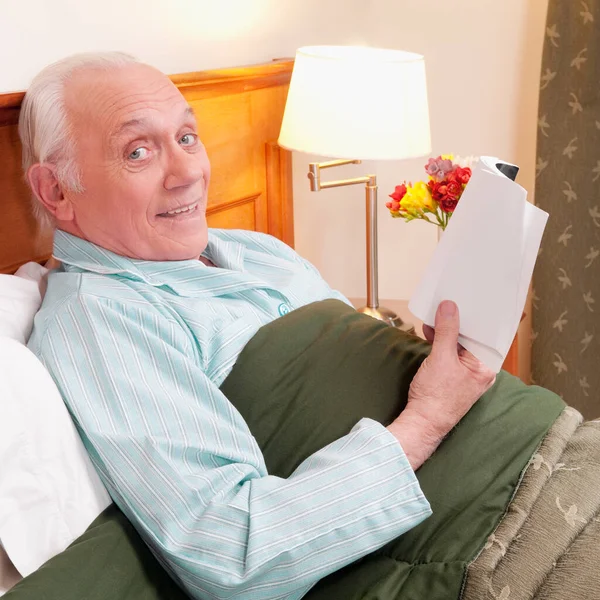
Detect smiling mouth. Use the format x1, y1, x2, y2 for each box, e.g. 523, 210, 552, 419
158, 202, 199, 218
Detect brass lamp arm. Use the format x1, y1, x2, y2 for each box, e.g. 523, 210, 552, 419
308, 160, 373, 191
302, 159, 414, 333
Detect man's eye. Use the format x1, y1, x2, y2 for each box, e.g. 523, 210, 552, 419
179, 134, 197, 147
129, 147, 148, 160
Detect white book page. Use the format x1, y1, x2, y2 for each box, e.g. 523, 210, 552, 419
409, 157, 548, 372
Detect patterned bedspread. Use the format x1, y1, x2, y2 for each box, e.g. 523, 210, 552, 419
463, 408, 600, 600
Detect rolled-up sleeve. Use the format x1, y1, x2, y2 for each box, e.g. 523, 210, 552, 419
34, 293, 431, 600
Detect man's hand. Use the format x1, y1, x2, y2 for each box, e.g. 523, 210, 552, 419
387, 300, 496, 470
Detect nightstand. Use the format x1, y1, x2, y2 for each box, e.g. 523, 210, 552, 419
349, 298, 422, 337
349, 298, 519, 378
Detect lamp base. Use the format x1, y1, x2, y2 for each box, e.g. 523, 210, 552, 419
357, 305, 415, 334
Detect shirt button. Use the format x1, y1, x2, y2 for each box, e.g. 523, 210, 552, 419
278, 303, 291, 316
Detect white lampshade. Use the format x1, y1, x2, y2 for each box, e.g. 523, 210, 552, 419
278, 46, 432, 161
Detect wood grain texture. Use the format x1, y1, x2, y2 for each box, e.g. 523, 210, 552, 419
265, 142, 294, 247
502, 338, 519, 379
0, 59, 294, 273
0, 60, 294, 125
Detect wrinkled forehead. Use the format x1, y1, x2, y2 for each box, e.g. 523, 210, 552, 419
64, 63, 190, 138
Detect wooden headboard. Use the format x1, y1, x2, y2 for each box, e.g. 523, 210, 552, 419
0, 60, 294, 273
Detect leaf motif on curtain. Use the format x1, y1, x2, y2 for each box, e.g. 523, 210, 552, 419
533, 0, 600, 419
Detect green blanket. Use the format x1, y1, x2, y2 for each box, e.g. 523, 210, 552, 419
5, 300, 565, 599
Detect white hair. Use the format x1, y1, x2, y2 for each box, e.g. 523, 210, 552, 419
18, 52, 140, 229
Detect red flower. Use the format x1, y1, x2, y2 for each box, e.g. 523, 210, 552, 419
431, 177, 463, 213
389, 184, 407, 202
454, 166, 471, 185
440, 197, 459, 213
430, 181, 448, 201
445, 180, 462, 199
446, 170, 458, 184
387, 154, 468, 223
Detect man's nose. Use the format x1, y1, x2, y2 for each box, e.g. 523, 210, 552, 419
163, 144, 204, 190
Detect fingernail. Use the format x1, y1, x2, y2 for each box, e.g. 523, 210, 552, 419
440, 300, 456, 317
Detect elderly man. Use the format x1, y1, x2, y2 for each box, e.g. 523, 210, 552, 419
23, 53, 495, 600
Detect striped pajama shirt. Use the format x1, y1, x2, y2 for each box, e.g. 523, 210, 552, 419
29, 229, 431, 600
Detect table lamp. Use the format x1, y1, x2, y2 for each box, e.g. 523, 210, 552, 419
278, 45, 431, 330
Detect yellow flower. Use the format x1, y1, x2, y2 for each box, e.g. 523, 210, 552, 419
399, 187, 418, 212
441, 153, 454, 161
401, 181, 435, 212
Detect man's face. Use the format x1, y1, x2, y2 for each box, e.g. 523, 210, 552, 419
61, 64, 211, 261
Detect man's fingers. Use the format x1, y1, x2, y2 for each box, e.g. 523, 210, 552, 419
430, 300, 460, 358
425, 325, 462, 353
423, 324, 435, 343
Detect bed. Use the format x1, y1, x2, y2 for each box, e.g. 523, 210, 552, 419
0, 59, 599, 600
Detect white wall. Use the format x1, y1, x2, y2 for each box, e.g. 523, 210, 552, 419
1, 0, 548, 377
293, 0, 549, 305
1, 0, 547, 298
0, 0, 369, 92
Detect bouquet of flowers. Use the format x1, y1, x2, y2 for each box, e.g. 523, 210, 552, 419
386, 155, 475, 231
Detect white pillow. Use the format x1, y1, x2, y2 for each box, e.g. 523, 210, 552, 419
0, 262, 48, 344
0, 263, 112, 592
0, 338, 112, 579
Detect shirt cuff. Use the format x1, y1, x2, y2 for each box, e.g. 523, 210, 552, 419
352, 417, 432, 517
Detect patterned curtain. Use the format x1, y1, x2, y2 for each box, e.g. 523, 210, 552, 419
533, 0, 599, 419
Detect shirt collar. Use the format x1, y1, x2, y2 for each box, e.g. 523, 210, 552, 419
53, 230, 249, 293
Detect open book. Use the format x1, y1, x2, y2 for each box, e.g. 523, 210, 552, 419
409, 156, 548, 372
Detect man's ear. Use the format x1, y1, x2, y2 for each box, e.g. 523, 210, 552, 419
27, 163, 75, 221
